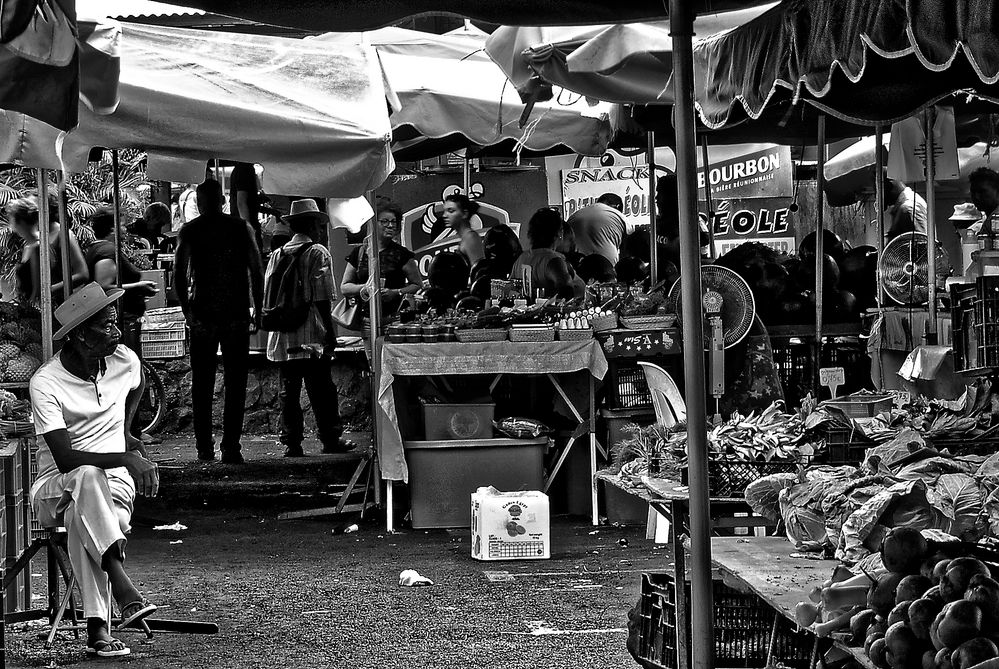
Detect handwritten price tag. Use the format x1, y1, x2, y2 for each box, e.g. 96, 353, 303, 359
819, 367, 845, 398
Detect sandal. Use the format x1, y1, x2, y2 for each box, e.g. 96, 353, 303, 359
118, 598, 157, 629
86, 637, 131, 657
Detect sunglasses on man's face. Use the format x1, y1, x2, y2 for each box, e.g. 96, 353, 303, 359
378, 218, 398, 225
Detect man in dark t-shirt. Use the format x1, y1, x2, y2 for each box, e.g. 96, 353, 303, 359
174, 180, 263, 464
229, 162, 264, 252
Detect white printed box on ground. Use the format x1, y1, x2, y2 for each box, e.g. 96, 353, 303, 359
470, 487, 550, 561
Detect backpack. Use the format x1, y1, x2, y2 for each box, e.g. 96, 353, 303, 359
261, 242, 314, 332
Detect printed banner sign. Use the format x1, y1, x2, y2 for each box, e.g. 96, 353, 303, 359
697, 145, 793, 199
700, 197, 796, 256
560, 164, 670, 229
398, 184, 512, 278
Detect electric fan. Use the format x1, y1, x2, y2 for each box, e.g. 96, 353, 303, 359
668, 265, 756, 422
879, 232, 948, 306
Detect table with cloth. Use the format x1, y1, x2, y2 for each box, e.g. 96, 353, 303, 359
375, 339, 609, 531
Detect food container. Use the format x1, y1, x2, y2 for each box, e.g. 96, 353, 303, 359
421, 324, 442, 343
403, 324, 422, 343
385, 325, 405, 343
440, 324, 457, 342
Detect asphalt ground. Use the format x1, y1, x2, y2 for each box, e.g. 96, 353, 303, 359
4, 436, 665, 669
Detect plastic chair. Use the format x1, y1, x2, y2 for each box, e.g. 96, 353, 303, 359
637, 362, 686, 429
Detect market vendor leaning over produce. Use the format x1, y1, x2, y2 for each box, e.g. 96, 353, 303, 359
29, 283, 160, 658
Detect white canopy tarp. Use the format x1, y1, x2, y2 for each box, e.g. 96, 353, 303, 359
316, 27, 612, 158
484, 6, 774, 105
1, 21, 394, 197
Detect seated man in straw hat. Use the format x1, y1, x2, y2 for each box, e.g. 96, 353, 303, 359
29, 282, 160, 657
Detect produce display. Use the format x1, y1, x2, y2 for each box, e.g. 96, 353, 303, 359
795, 527, 999, 669
558, 307, 613, 331
742, 382, 999, 563
0, 302, 43, 383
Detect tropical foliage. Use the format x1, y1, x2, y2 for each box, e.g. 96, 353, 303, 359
0, 150, 152, 293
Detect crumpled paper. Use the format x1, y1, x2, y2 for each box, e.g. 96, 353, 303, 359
398, 569, 433, 587
152, 522, 188, 531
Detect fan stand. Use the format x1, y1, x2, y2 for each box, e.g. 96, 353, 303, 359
704, 290, 725, 425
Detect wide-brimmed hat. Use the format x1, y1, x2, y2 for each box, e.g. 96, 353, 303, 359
54, 282, 124, 340
950, 202, 983, 221
281, 198, 329, 224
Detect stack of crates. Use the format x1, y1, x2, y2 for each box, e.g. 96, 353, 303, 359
952, 276, 999, 374
1, 437, 33, 614
141, 306, 186, 359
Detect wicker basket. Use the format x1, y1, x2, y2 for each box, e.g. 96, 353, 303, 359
591, 313, 618, 332
0, 419, 33, 438
509, 327, 556, 343
620, 314, 676, 330
455, 328, 508, 343
557, 328, 594, 341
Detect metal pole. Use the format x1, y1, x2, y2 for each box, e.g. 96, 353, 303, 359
111, 150, 123, 290
647, 131, 658, 284
700, 135, 716, 259
37, 171, 54, 361
874, 126, 886, 310
56, 170, 72, 302
814, 115, 827, 394
669, 3, 712, 668
365, 192, 384, 525
462, 156, 471, 195
924, 108, 938, 343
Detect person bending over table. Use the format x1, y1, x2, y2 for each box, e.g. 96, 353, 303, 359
29, 283, 160, 658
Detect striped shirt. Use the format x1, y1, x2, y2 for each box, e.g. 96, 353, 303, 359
265, 234, 336, 362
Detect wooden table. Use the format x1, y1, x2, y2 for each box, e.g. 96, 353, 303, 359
682, 536, 876, 669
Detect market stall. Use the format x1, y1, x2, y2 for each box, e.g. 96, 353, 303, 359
376, 338, 608, 530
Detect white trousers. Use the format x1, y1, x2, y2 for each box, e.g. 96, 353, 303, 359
30, 466, 135, 621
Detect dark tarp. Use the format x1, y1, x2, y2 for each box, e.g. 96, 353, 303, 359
693, 0, 999, 129
162, 0, 775, 31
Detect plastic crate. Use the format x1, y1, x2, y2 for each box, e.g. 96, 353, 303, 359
682, 460, 801, 497
770, 337, 870, 408
822, 393, 893, 418
143, 306, 185, 325
421, 401, 495, 441
607, 363, 653, 410
952, 282, 979, 373
140, 325, 185, 342
403, 438, 547, 528
635, 572, 811, 669
142, 339, 185, 359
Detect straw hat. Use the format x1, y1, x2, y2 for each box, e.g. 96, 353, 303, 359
949, 203, 983, 222
54, 282, 124, 340
281, 199, 329, 224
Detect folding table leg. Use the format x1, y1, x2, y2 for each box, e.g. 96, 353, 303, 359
543, 436, 576, 492
589, 375, 598, 525
672, 499, 690, 669
386, 480, 394, 532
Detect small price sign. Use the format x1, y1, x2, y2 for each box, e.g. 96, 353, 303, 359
819, 367, 846, 399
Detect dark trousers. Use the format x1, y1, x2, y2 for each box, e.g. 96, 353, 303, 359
190, 318, 250, 454
279, 358, 343, 449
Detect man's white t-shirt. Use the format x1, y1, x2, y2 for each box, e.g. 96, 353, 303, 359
29, 345, 141, 491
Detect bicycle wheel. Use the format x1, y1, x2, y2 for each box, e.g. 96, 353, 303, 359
136, 361, 166, 435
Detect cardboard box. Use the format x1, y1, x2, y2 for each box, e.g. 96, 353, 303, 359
471, 487, 550, 561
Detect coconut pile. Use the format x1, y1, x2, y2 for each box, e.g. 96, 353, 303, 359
796, 527, 999, 669
0, 303, 43, 383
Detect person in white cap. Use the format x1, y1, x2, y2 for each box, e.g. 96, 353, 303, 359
29, 282, 160, 657
949, 202, 985, 234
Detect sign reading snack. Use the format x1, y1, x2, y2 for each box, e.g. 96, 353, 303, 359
561, 164, 671, 229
